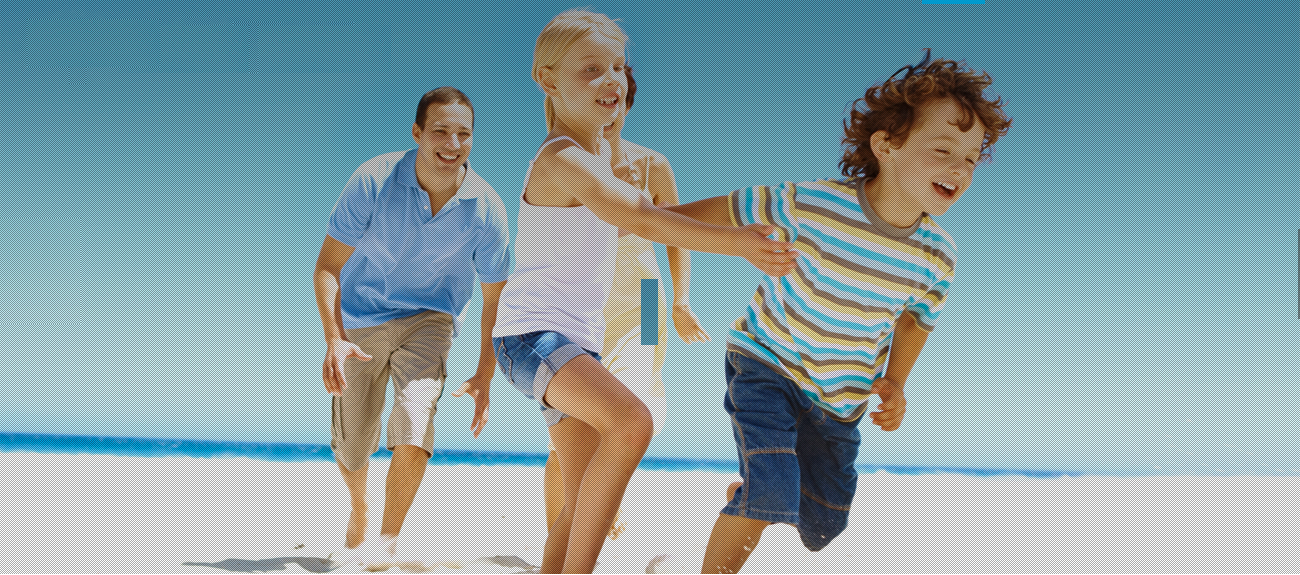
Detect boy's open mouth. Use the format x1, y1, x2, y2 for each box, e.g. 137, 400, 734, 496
932, 181, 957, 199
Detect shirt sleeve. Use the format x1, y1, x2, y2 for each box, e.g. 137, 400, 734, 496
727, 182, 799, 244
904, 235, 956, 332
473, 190, 513, 284
326, 163, 378, 247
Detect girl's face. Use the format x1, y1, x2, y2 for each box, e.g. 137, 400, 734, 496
602, 99, 627, 140
544, 32, 626, 132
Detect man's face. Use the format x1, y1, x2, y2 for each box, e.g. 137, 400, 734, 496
413, 102, 474, 172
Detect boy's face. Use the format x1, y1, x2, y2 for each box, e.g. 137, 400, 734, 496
878, 97, 986, 218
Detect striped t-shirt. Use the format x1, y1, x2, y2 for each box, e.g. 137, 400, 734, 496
726, 177, 957, 422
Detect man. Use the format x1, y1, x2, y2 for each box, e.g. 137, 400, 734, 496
312, 86, 510, 560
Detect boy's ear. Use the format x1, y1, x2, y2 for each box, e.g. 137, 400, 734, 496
538, 66, 559, 96
870, 130, 893, 162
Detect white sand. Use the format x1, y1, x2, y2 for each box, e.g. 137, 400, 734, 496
0, 451, 1295, 573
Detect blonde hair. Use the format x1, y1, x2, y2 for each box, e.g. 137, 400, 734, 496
532, 9, 628, 131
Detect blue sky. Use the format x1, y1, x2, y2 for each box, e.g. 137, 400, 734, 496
1, 0, 1296, 476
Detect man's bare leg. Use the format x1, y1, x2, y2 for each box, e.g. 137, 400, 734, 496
701, 514, 769, 574
379, 444, 431, 554
336, 458, 370, 549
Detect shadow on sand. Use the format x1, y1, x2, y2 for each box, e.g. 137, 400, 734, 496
183, 554, 536, 573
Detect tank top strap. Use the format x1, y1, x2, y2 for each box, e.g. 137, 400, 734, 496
523, 136, 589, 199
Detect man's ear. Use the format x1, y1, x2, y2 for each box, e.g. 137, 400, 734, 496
412, 122, 422, 144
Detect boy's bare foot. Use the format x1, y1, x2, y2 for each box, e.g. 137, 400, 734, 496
726, 481, 741, 502
608, 508, 626, 540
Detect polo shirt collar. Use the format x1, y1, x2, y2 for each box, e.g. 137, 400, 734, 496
396, 148, 486, 201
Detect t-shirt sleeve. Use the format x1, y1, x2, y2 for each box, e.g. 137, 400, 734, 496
905, 253, 956, 332
726, 182, 799, 244
326, 165, 377, 247
473, 191, 513, 284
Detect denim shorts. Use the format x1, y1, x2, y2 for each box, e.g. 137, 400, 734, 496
494, 331, 600, 427
721, 351, 861, 552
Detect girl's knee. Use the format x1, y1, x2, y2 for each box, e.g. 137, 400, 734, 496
608, 403, 653, 451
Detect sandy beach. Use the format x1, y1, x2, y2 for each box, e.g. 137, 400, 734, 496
1, 451, 1295, 573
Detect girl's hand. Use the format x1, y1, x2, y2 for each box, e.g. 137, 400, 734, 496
735, 224, 797, 276
672, 304, 711, 344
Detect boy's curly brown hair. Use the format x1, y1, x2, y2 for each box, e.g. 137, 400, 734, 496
840, 49, 1011, 180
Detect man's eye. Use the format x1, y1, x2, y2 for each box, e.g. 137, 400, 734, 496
586, 66, 599, 72
935, 149, 949, 154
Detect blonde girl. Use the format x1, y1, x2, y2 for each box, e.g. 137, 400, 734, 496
491, 9, 795, 573
540, 64, 711, 537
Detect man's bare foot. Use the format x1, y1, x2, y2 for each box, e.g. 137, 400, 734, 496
345, 502, 369, 549
362, 535, 397, 572
726, 481, 741, 502
607, 508, 626, 540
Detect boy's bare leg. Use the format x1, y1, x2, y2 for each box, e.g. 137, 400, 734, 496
542, 355, 654, 573
336, 458, 370, 549
701, 514, 769, 574
379, 444, 431, 553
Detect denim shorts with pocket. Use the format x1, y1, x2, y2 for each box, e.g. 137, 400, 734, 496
494, 330, 600, 426
721, 351, 861, 551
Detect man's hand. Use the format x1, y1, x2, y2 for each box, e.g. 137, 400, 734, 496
868, 377, 907, 431
322, 340, 372, 397
451, 373, 491, 437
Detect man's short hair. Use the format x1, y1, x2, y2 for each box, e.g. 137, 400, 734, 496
416, 86, 474, 129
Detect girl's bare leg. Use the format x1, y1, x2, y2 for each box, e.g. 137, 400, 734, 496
542, 418, 599, 572
542, 354, 654, 573
544, 449, 564, 530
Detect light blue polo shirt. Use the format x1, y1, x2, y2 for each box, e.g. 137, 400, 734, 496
327, 149, 512, 334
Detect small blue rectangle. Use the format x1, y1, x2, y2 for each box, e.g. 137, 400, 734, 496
922, 0, 984, 3
641, 279, 657, 345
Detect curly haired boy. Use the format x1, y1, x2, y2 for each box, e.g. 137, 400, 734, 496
669, 49, 1011, 572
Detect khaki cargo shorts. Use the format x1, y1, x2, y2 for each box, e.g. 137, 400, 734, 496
331, 310, 452, 471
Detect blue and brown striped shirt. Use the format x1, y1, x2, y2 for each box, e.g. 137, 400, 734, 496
727, 178, 957, 422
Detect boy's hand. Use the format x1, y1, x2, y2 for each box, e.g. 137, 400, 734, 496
868, 377, 906, 431
451, 374, 491, 437
736, 224, 797, 276
322, 340, 372, 397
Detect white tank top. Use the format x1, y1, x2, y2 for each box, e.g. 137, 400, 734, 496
492, 136, 619, 351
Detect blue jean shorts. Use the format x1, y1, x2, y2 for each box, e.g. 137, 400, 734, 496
494, 331, 600, 427
721, 351, 861, 552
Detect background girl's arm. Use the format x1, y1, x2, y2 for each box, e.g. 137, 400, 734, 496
645, 151, 710, 343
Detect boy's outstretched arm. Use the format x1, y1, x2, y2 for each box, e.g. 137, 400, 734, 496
870, 311, 929, 431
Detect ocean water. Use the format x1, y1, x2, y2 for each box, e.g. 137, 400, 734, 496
0, 432, 1073, 478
